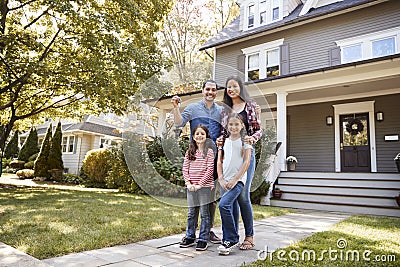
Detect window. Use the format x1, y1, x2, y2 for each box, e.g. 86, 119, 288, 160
248, 4, 255, 28
336, 27, 400, 64
266, 48, 280, 77
62, 136, 75, 153
242, 39, 284, 81
245, 0, 282, 30
100, 138, 118, 148
247, 53, 260, 80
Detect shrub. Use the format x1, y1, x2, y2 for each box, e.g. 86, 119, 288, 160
4, 131, 19, 159
16, 169, 35, 179
9, 160, 25, 169
48, 122, 63, 171
24, 161, 35, 169
250, 180, 271, 204
62, 173, 84, 185
2, 158, 12, 169
28, 153, 39, 162
18, 128, 39, 162
34, 124, 52, 178
82, 148, 114, 187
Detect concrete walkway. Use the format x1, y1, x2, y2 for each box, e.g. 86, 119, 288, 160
0, 175, 351, 267
40, 210, 349, 267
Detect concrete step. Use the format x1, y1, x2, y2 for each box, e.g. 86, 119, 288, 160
278, 185, 400, 197
279, 172, 400, 180
271, 199, 400, 217
0, 242, 50, 267
279, 192, 397, 207
277, 178, 400, 189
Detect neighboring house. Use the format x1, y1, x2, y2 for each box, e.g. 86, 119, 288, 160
155, 0, 400, 216
20, 115, 123, 175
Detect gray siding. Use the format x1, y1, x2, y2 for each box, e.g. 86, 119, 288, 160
375, 94, 400, 172
287, 94, 400, 173
287, 102, 335, 172
215, 0, 400, 79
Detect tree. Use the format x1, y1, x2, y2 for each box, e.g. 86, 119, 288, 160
18, 127, 39, 162
34, 124, 52, 178
48, 121, 63, 170
206, 0, 240, 35
4, 131, 19, 159
0, 0, 173, 151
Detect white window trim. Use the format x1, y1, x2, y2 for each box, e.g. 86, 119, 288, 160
336, 26, 400, 63
243, 0, 283, 31
62, 135, 75, 154
242, 39, 284, 81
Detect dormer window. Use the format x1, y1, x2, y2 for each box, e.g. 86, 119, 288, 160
244, 0, 283, 30
248, 4, 255, 28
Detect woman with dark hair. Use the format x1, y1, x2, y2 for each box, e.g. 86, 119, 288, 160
219, 75, 262, 250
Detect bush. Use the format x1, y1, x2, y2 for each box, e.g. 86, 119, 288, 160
62, 173, 84, 185
34, 125, 52, 178
9, 160, 25, 169
2, 158, 12, 169
28, 153, 39, 162
18, 128, 39, 162
250, 180, 270, 204
81, 148, 114, 187
16, 169, 35, 179
24, 161, 35, 169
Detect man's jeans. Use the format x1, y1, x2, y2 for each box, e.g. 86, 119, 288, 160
219, 181, 244, 243
233, 148, 255, 237
185, 187, 212, 242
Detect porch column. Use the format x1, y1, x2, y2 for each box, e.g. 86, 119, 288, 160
276, 91, 288, 171
157, 108, 167, 136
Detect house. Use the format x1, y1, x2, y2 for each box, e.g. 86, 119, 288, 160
20, 115, 123, 175
154, 0, 400, 216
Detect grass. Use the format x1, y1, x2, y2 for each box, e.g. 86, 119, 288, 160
249, 215, 400, 267
0, 185, 291, 259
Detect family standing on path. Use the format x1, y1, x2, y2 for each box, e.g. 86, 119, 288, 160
171, 76, 262, 255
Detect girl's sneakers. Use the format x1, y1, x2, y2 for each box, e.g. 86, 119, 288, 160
179, 237, 195, 248
217, 241, 239, 255
195, 241, 208, 251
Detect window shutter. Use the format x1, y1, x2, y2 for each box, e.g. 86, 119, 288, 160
329, 47, 341, 66
73, 136, 78, 154
280, 44, 289, 75
237, 54, 245, 77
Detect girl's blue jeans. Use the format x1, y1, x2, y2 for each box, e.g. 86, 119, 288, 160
219, 181, 244, 243
185, 187, 212, 242
233, 148, 255, 237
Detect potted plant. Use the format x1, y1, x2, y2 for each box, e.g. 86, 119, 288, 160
394, 153, 400, 172
286, 156, 298, 171
273, 187, 282, 199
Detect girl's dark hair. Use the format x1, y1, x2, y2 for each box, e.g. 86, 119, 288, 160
223, 75, 250, 108
188, 124, 213, 161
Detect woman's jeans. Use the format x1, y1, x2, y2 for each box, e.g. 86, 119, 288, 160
185, 187, 212, 242
233, 148, 255, 237
219, 181, 244, 243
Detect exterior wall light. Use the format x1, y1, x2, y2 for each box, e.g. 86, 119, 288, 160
376, 111, 384, 122
326, 116, 333, 126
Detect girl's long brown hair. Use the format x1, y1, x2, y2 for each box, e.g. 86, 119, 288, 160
188, 124, 213, 161
220, 113, 247, 159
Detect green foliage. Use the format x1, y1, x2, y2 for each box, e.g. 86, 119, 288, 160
28, 153, 39, 162
48, 122, 63, 171
9, 159, 25, 169
0, 0, 173, 147
152, 157, 185, 187
82, 148, 114, 187
34, 125, 52, 178
18, 128, 39, 162
4, 131, 19, 159
250, 180, 270, 204
105, 147, 141, 193
62, 173, 84, 185
23, 161, 34, 169
2, 158, 12, 169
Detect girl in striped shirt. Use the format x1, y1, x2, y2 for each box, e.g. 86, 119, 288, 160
180, 125, 215, 251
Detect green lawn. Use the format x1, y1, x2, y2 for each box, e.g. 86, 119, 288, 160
0, 185, 291, 259
249, 215, 400, 267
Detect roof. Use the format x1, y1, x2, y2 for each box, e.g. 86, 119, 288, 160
36, 122, 122, 138
200, 0, 382, 50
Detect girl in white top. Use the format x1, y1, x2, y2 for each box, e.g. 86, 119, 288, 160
217, 113, 252, 255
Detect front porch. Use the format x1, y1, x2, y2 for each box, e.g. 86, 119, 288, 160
271, 172, 400, 217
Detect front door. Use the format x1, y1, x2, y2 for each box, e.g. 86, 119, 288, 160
340, 113, 370, 172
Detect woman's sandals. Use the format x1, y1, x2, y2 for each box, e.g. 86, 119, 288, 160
239, 239, 255, 250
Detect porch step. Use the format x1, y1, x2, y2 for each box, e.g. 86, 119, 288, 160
270, 172, 400, 217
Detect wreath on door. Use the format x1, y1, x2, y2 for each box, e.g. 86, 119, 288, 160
345, 118, 364, 135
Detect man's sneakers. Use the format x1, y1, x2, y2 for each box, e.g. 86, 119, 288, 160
195, 241, 208, 251
218, 241, 239, 255
209, 231, 221, 244
179, 237, 195, 248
